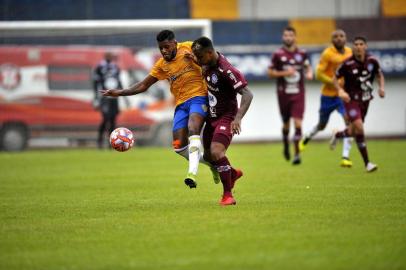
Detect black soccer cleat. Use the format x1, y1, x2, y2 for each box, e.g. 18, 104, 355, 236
303, 136, 310, 145
292, 156, 301, 165
184, 178, 197, 189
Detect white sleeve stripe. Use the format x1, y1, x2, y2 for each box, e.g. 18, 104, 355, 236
233, 81, 243, 89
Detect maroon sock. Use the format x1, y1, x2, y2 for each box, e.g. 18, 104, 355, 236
293, 128, 302, 156
355, 134, 369, 166
212, 156, 232, 196
230, 167, 237, 180
336, 128, 350, 139
282, 128, 289, 149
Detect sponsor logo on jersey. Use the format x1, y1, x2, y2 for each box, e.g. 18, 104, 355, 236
207, 83, 219, 92
295, 53, 303, 62
211, 73, 218, 84
169, 65, 194, 82
208, 92, 217, 106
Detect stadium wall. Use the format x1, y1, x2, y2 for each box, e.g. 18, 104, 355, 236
1, 1, 405, 46
238, 0, 380, 19
0, 0, 190, 20
217, 48, 406, 82
0, 0, 387, 20
336, 17, 406, 42
236, 80, 406, 142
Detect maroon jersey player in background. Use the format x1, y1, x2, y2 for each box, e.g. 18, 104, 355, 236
268, 26, 313, 165
191, 37, 253, 206
331, 36, 385, 172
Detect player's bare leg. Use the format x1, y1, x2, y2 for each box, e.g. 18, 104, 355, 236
292, 118, 302, 165
210, 142, 236, 206
282, 121, 290, 161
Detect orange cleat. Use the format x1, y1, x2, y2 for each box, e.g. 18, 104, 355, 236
219, 195, 236, 206
231, 169, 243, 189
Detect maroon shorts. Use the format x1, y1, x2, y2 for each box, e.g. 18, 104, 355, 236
277, 93, 304, 123
344, 100, 370, 122
203, 116, 234, 150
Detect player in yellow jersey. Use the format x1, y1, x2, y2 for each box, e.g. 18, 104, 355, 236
300, 29, 354, 167
101, 30, 219, 188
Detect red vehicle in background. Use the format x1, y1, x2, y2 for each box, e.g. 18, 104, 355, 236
0, 46, 173, 151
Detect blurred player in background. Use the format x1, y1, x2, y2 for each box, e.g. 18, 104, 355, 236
268, 26, 313, 165
331, 36, 385, 172
301, 29, 354, 167
101, 30, 219, 187
191, 37, 253, 206
93, 52, 121, 149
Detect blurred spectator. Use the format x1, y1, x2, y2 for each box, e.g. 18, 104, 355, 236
93, 52, 121, 149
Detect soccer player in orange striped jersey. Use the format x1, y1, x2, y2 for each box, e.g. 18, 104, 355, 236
101, 30, 219, 188
301, 29, 354, 167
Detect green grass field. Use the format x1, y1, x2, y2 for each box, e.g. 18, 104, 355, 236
0, 140, 405, 270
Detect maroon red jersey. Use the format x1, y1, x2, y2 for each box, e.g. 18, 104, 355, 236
203, 53, 248, 119
336, 54, 381, 102
270, 47, 310, 96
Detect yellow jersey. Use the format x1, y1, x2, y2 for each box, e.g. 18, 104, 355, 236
149, 41, 207, 106
317, 46, 352, 97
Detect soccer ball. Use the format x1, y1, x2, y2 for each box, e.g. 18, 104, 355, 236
109, 127, 134, 152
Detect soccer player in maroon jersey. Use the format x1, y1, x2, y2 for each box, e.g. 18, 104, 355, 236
191, 37, 253, 206
268, 26, 313, 165
331, 36, 385, 172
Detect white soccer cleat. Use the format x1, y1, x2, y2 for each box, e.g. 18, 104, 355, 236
329, 130, 338, 150
366, 162, 378, 173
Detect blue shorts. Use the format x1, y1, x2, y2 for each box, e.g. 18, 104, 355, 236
319, 95, 346, 125
173, 96, 208, 131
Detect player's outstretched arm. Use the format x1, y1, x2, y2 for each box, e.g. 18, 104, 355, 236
377, 70, 385, 98
101, 75, 158, 97
231, 87, 253, 135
